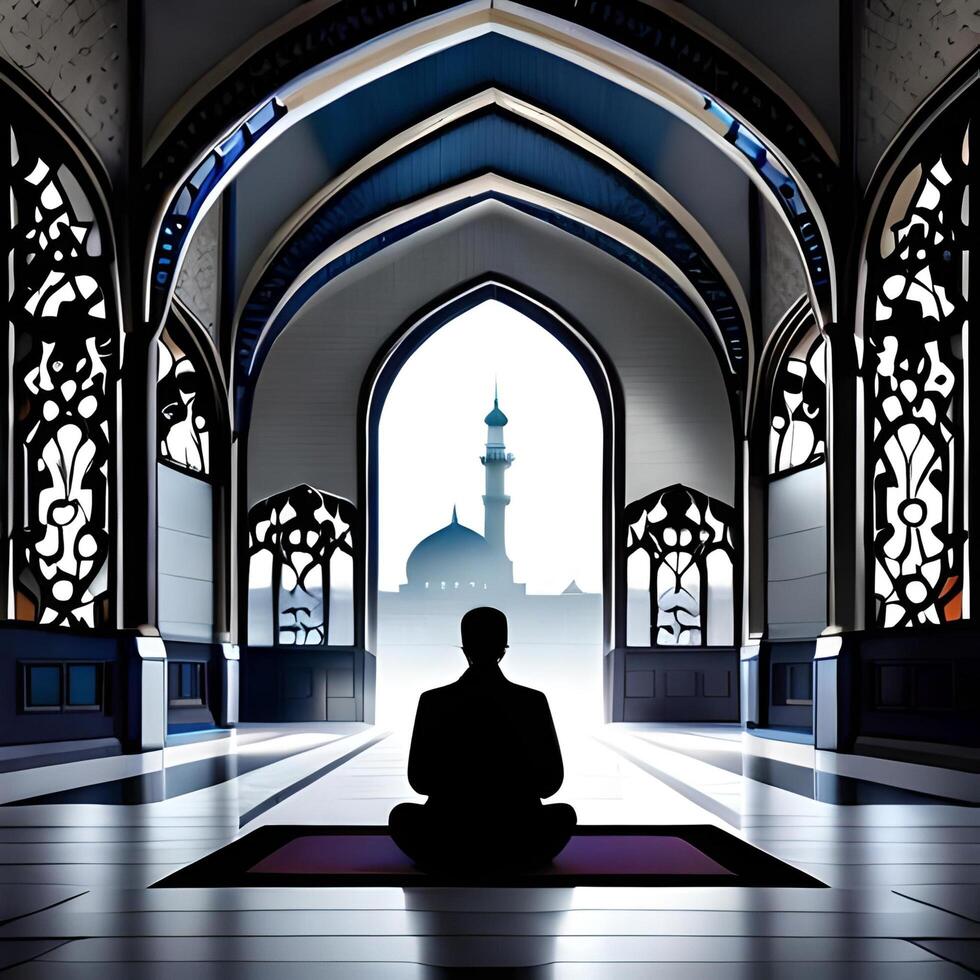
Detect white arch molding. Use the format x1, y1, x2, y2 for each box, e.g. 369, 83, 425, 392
144, 0, 836, 332
240, 177, 740, 384
231, 89, 754, 387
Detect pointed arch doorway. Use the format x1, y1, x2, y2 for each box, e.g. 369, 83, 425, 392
363, 280, 622, 735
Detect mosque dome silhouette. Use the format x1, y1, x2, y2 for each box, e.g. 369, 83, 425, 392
405, 507, 495, 588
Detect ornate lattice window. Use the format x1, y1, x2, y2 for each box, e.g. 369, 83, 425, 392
865, 116, 970, 628
157, 323, 215, 477
6, 119, 117, 627
247, 485, 355, 646
625, 485, 736, 646
769, 326, 826, 475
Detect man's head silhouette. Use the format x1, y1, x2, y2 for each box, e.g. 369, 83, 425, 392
460, 606, 508, 667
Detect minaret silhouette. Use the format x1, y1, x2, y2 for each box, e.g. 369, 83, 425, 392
480, 383, 514, 565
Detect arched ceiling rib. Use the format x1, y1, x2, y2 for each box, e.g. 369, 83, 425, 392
143, 1, 836, 333
231, 35, 756, 309
234, 180, 740, 429
145, 0, 836, 165
232, 94, 752, 410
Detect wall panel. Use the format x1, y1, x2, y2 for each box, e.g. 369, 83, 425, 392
157, 464, 214, 641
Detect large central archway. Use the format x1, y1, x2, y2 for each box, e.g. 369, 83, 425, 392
362, 279, 623, 726
242, 200, 740, 726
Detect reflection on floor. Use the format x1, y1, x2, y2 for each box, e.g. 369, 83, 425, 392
0, 723, 979, 977
629, 731, 978, 806
5, 732, 355, 807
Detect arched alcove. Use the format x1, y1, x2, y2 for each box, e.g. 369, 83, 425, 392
365, 284, 617, 732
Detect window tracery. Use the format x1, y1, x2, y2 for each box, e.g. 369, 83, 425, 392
625, 485, 736, 647
7, 122, 116, 627
866, 118, 970, 628
247, 485, 355, 646
157, 324, 214, 477
769, 327, 827, 474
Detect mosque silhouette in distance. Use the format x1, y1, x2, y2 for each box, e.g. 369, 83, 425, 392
377, 389, 600, 647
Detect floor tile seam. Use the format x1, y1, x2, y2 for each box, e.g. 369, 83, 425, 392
748, 827, 980, 845
892, 890, 980, 925
630, 734, 955, 810
238, 730, 392, 827
35, 932, 965, 940
15, 930, 979, 939
740, 824, 980, 830
795, 860, 980, 867
26, 906, 969, 916
0, 862, 212, 867
757, 857, 980, 866
0, 939, 76, 973
0, 892, 91, 929
0, 735, 347, 808
591, 736, 740, 828
24, 961, 941, 966
18, 909, 937, 919
24, 956, 954, 967
0, 840, 234, 847
618, 734, 808, 803
45, 906, 910, 915
905, 939, 980, 977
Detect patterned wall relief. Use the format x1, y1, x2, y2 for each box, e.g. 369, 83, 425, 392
762, 202, 807, 342
769, 326, 827, 475
174, 200, 220, 342
858, 1, 979, 183
7, 118, 117, 627
247, 484, 355, 646
0, 0, 128, 179
157, 324, 214, 477
626, 485, 736, 647
867, 115, 970, 628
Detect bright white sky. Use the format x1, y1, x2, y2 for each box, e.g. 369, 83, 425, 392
378, 300, 603, 595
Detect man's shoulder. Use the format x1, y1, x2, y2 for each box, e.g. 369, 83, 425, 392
419, 680, 463, 702
503, 679, 549, 704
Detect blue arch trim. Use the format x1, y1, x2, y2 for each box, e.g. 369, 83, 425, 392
234, 109, 745, 419
148, 22, 834, 328
235, 188, 726, 429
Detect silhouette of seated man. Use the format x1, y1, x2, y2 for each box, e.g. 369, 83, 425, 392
389, 606, 577, 872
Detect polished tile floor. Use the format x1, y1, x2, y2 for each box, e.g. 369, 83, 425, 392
0, 722, 978, 977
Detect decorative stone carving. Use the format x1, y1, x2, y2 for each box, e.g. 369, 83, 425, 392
858, 1, 979, 183
175, 200, 221, 341
0, 0, 128, 179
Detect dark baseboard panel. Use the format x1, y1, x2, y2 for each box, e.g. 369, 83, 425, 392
609, 647, 740, 723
